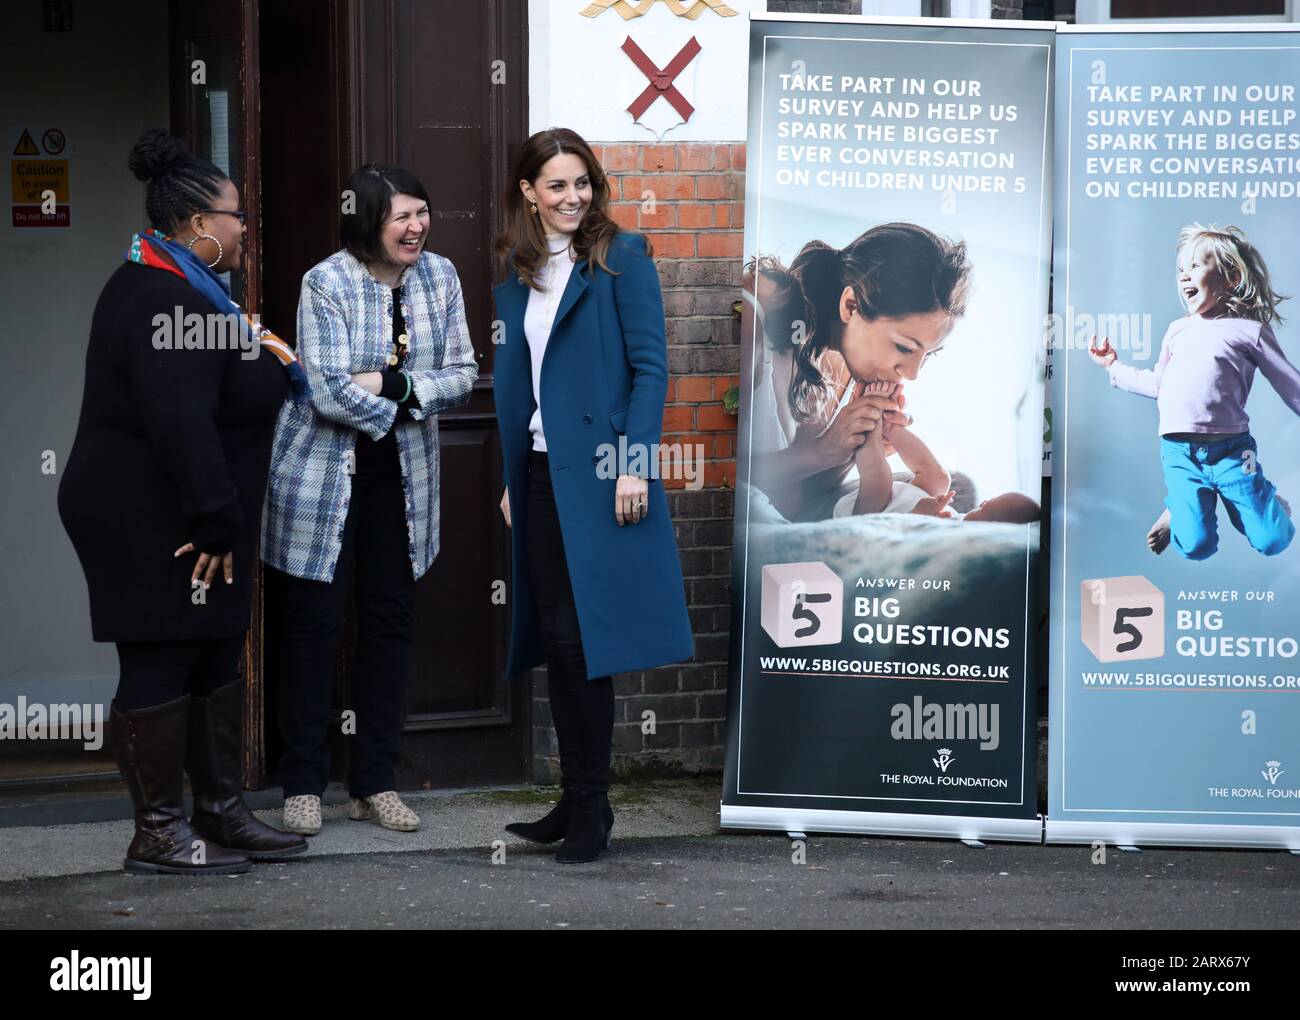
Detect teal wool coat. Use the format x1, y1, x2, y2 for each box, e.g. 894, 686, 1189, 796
492, 231, 694, 680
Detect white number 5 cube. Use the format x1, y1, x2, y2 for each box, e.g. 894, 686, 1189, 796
1080, 574, 1164, 663
761, 561, 842, 648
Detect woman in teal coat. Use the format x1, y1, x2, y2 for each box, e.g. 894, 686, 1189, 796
492, 128, 693, 862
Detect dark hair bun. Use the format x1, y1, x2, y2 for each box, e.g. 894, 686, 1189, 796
128, 128, 191, 182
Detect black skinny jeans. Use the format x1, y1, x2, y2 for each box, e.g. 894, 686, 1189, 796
525, 450, 615, 794
276, 432, 415, 799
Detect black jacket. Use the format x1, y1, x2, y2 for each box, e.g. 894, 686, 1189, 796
59, 262, 288, 641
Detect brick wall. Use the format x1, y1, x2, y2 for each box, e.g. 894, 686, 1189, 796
529, 0, 1022, 783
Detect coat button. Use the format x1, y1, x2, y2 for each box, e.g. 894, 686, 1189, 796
583, 414, 592, 424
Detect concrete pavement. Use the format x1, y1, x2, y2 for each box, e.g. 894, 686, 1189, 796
1, 778, 1297, 928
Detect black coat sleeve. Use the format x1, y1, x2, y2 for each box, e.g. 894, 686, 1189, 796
124, 277, 245, 553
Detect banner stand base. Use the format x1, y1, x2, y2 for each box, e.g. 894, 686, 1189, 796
721, 805, 1042, 844
1046, 820, 1300, 851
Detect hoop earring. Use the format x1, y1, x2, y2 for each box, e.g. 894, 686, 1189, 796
187, 232, 224, 269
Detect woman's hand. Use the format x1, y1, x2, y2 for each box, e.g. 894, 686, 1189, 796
615, 474, 649, 526
814, 388, 906, 468
351, 371, 383, 395
500, 488, 511, 529
1088, 336, 1117, 367
174, 543, 233, 587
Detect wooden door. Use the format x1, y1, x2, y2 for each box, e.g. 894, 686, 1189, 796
350, 0, 530, 787
253, 0, 531, 789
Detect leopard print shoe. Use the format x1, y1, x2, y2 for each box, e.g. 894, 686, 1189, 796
282, 794, 322, 836
348, 791, 421, 832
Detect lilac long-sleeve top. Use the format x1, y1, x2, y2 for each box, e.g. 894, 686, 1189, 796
1107, 315, 1300, 436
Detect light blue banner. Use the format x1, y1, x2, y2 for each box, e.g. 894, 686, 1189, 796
1048, 27, 1300, 849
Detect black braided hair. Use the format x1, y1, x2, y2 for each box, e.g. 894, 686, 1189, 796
128, 128, 227, 234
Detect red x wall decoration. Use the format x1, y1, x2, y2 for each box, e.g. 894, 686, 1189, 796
621, 35, 702, 122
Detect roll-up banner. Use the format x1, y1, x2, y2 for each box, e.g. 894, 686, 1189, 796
1048, 25, 1300, 850
722, 14, 1053, 842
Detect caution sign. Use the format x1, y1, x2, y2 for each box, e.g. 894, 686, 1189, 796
11, 127, 70, 227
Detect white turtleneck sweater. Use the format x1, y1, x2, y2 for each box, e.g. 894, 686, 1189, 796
523, 233, 577, 452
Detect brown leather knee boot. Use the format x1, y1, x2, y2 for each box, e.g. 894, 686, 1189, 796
112, 695, 251, 875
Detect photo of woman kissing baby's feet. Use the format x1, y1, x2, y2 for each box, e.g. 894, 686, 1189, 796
851, 379, 901, 514
861, 378, 899, 401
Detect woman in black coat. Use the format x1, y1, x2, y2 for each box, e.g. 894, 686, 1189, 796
58, 129, 306, 874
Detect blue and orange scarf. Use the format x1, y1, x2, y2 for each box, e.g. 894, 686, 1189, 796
126, 228, 308, 396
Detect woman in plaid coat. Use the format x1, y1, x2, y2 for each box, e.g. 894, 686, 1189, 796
261, 164, 477, 836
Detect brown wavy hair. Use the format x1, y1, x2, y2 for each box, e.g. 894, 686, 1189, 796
496, 128, 647, 288
759, 223, 971, 424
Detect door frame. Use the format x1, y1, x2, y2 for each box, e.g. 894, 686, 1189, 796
169, 0, 265, 785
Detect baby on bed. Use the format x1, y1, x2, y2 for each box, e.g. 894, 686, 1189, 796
832, 381, 1040, 523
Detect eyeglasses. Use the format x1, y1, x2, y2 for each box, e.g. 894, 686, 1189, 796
201, 208, 247, 225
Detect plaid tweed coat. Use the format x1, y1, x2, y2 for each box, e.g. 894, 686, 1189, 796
261, 249, 477, 581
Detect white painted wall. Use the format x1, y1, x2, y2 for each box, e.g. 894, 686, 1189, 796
529, 0, 768, 141
0, 1, 170, 709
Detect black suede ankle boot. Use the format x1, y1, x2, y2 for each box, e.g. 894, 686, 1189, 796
555, 790, 613, 864
505, 787, 573, 845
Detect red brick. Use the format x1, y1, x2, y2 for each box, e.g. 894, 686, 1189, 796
662, 405, 694, 432
660, 437, 711, 463
704, 461, 737, 488
679, 144, 715, 171
730, 144, 747, 171
713, 375, 739, 399
662, 432, 712, 456
676, 202, 715, 229
652, 232, 696, 258
609, 202, 639, 230
676, 376, 714, 402
712, 144, 732, 170
639, 202, 676, 230
696, 175, 740, 201
637, 174, 694, 201
601, 144, 639, 171
697, 405, 738, 431
717, 201, 744, 228
714, 434, 735, 458
643, 145, 677, 171
698, 232, 743, 258
664, 377, 676, 402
